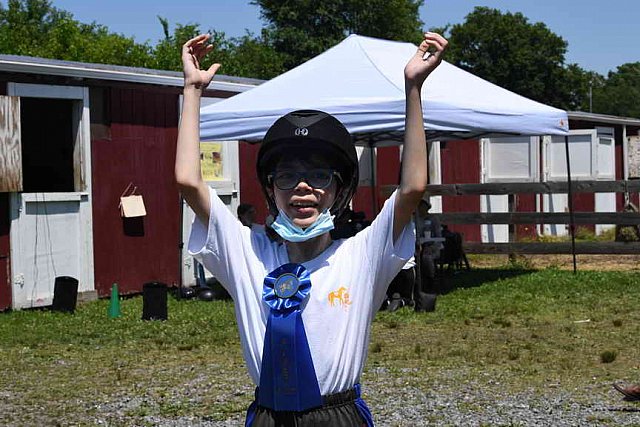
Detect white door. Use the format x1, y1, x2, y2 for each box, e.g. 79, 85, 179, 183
8, 83, 94, 309
481, 136, 539, 242
542, 129, 615, 236
543, 130, 596, 236
594, 128, 616, 235
427, 141, 443, 214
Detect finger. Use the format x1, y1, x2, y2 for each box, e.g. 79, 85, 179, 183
426, 40, 444, 57
422, 38, 447, 62
183, 33, 210, 50
424, 32, 447, 45
192, 42, 214, 61
416, 40, 431, 60
424, 35, 444, 50
193, 38, 214, 53
203, 63, 221, 84
417, 39, 429, 53
424, 33, 448, 53
207, 63, 221, 76
191, 43, 208, 58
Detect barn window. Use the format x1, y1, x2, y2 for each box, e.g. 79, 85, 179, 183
20, 98, 76, 192
8, 83, 90, 193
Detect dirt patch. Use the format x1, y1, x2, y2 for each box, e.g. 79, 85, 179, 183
468, 254, 640, 271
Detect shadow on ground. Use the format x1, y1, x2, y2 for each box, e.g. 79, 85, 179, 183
435, 268, 535, 295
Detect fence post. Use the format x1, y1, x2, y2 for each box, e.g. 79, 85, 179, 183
564, 135, 578, 273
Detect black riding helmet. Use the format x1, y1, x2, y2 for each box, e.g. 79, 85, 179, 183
257, 110, 359, 216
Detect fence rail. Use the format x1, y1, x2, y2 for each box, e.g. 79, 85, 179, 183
433, 212, 640, 225
464, 242, 640, 255
425, 180, 640, 196
423, 179, 640, 255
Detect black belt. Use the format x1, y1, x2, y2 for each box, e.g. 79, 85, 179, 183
254, 386, 359, 409
322, 387, 359, 407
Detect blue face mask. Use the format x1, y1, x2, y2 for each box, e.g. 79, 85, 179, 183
271, 209, 335, 242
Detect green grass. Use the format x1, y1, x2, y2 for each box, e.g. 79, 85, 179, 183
1, 268, 639, 425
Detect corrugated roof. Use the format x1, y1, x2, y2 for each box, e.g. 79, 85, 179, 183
569, 111, 640, 126
0, 54, 263, 93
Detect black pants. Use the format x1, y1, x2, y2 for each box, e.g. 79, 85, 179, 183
387, 267, 415, 301
247, 387, 371, 427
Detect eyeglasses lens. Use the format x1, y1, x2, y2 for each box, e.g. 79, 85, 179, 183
273, 169, 333, 190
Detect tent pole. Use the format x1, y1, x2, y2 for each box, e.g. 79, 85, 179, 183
369, 138, 379, 217
564, 135, 577, 273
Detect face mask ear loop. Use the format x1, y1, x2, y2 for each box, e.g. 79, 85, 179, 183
330, 185, 348, 215
263, 181, 279, 218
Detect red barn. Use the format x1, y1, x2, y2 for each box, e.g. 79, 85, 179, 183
0, 55, 258, 310
2, 55, 638, 311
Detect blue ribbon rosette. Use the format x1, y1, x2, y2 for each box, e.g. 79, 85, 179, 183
258, 263, 322, 412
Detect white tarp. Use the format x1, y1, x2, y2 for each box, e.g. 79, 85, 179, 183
200, 34, 569, 142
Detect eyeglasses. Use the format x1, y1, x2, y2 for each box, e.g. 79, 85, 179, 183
268, 169, 342, 190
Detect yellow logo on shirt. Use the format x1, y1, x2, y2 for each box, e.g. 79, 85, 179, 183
328, 286, 351, 309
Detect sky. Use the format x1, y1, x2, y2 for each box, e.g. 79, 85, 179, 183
47, 0, 638, 76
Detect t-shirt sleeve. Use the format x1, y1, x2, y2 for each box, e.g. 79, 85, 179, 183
187, 187, 269, 300
349, 190, 415, 308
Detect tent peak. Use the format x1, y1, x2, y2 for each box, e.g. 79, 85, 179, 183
342, 34, 419, 49
200, 33, 569, 142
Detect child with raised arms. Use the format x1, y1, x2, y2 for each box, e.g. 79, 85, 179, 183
175, 31, 448, 427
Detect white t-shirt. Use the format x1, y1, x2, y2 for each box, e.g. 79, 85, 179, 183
188, 188, 415, 395
250, 223, 266, 234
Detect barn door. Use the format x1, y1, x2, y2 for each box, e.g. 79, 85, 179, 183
0, 96, 21, 310
8, 83, 94, 309
427, 141, 442, 214
542, 129, 613, 236
594, 127, 616, 235
480, 136, 539, 242
0, 96, 22, 192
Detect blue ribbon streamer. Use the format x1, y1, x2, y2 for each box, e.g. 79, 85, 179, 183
258, 263, 322, 412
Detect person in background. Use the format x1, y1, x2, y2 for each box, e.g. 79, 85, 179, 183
384, 234, 417, 312
237, 203, 265, 234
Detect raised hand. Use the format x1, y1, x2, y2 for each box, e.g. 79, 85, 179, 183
182, 34, 221, 90
404, 32, 448, 87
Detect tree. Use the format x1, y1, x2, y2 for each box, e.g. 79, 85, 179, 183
152, 17, 202, 71
218, 30, 286, 79
252, 0, 424, 70
562, 65, 604, 113
0, 0, 154, 67
152, 18, 285, 79
440, 7, 587, 110
593, 63, 640, 118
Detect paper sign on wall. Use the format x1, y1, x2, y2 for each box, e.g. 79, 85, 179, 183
200, 142, 224, 181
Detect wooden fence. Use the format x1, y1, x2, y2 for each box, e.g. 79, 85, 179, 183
425, 180, 640, 255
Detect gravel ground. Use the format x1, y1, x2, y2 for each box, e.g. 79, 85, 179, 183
81, 368, 640, 426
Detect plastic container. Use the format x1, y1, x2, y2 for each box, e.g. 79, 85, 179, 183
52, 276, 79, 313
142, 282, 168, 320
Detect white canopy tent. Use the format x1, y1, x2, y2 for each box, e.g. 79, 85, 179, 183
200, 34, 569, 143
199, 34, 583, 270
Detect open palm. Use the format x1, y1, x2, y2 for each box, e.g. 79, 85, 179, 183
182, 34, 221, 89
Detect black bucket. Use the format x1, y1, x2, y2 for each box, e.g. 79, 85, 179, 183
52, 276, 79, 313
142, 282, 168, 321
